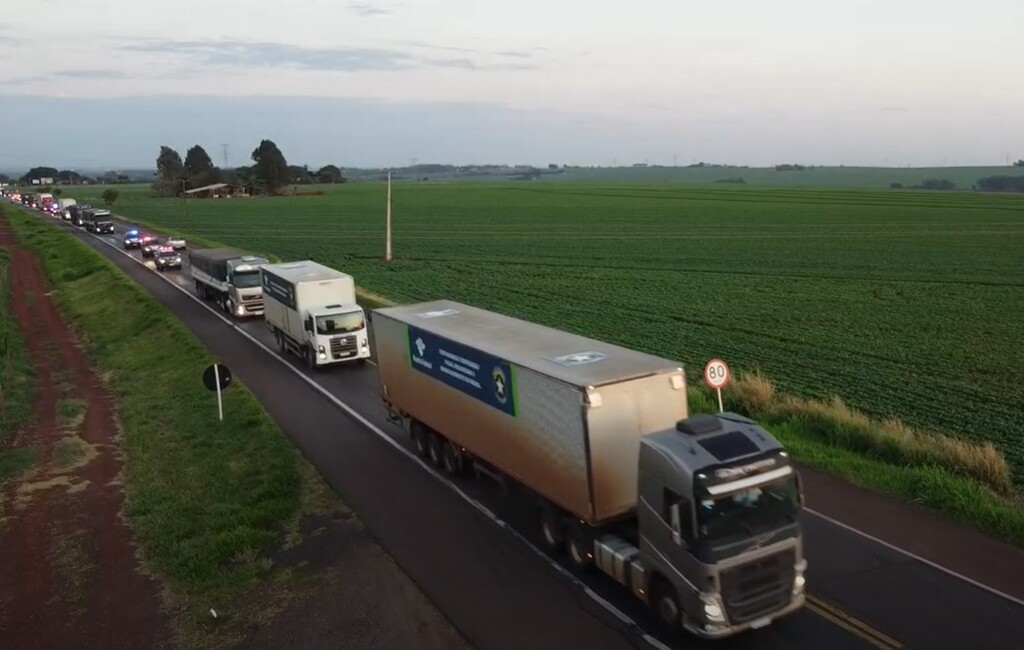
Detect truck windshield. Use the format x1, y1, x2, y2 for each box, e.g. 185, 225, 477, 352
231, 271, 261, 288
696, 475, 800, 541
316, 312, 365, 334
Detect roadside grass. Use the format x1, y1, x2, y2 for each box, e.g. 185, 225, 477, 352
3, 206, 307, 609
0, 247, 34, 441
0, 447, 38, 483
689, 373, 1024, 547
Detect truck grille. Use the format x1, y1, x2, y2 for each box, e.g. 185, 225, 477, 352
242, 301, 263, 314
720, 549, 795, 624
330, 335, 358, 359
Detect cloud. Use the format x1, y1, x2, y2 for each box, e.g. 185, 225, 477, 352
2, 69, 128, 85
346, 3, 391, 16
119, 39, 538, 73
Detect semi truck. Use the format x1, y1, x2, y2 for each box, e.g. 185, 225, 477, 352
84, 209, 114, 234
373, 299, 806, 640
184, 248, 268, 317
260, 260, 371, 368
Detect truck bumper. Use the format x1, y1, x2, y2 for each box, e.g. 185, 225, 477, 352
684, 593, 805, 640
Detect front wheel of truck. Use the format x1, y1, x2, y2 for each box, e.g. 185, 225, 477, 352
650, 577, 683, 633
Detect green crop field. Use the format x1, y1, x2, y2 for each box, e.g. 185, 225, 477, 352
71, 182, 1024, 483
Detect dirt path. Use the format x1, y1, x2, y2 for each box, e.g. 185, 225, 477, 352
0, 219, 169, 649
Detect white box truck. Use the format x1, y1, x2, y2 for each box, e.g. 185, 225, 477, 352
260, 260, 371, 368
373, 299, 806, 640
57, 198, 77, 220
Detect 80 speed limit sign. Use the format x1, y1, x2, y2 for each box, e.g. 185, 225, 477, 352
703, 358, 731, 389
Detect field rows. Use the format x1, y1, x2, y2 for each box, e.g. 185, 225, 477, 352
74, 182, 1024, 483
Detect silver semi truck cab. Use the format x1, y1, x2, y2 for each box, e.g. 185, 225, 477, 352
601, 413, 805, 638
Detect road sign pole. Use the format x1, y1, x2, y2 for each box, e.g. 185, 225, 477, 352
214, 363, 224, 421
716, 387, 723, 413
703, 358, 731, 415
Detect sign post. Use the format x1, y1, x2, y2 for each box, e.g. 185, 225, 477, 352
703, 358, 731, 413
202, 362, 233, 421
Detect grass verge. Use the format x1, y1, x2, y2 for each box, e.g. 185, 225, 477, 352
0, 247, 34, 441
3, 206, 305, 605
689, 373, 1024, 547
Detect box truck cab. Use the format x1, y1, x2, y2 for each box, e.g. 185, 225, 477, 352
260, 260, 371, 369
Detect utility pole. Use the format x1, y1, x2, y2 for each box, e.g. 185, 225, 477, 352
385, 171, 392, 262
181, 179, 189, 220
221, 144, 229, 168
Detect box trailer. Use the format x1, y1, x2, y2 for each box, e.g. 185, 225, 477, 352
374, 299, 806, 640
184, 248, 268, 317
260, 260, 371, 368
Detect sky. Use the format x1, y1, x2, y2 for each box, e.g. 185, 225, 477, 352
0, 0, 1022, 170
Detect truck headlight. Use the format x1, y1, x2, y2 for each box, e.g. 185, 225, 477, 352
360, 338, 369, 348
700, 593, 726, 624
235, 304, 245, 316
318, 345, 325, 353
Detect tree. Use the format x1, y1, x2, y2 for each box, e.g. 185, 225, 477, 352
57, 169, 83, 184
1014, 160, 1024, 168
21, 166, 59, 183
153, 146, 184, 196
183, 144, 221, 189
317, 164, 344, 184
288, 164, 316, 184
0, 173, 9, 183
53, 188, 63, 197
102, 189, 120, 207
251, 139, 289, 195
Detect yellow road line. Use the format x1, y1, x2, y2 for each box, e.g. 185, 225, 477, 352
806, 594, 903, 649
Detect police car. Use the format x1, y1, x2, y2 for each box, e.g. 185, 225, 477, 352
154, 246, 182, 271
123, 228, 143, 249
140, 235, 162, 258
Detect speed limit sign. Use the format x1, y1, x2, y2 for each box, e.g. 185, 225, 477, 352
703, 359, 731, 389
703, 359, 731, 413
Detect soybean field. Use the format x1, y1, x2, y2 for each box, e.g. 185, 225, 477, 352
79, 182, 1024, 476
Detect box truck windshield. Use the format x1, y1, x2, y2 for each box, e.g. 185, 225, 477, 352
231, 271, 261, 288
697, 475, 800, 540
316, 312, 365, 335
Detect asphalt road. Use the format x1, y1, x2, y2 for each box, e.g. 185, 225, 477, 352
19, 206, 1024, 650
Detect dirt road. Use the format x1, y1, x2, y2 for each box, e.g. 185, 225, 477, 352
0, 220, 169, 649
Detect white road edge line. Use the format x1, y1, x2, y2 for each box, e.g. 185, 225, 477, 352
47, 214, 1024, 617
803, 507, 1024, 609
75, 224, 660, 644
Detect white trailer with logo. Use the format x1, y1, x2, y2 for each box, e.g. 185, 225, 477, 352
373, 299, 806, 640
260, 260, 371, 369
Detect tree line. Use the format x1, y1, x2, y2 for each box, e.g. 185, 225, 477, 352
153, 140, 347, 197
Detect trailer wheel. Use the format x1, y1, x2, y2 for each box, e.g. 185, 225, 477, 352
539, 508, 565, 552
566, 525, 594, 570
427, 433, 445, 468
441, 443, 466, 478
410, 422, 430, 458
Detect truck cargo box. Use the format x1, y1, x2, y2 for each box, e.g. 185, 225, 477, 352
374, 299, 689, 526
186, 248, 257, 282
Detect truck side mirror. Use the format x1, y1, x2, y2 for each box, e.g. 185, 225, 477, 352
304, 318, 313, 333
670, 503, 683, 546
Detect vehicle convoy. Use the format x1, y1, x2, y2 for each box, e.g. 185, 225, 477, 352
84, 209, 114, 234
154, 245, 182, 272
260, 260, 371, 368
184, 247, 268, 317
373, 300, 807, 640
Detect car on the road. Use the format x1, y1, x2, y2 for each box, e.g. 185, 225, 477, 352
154, 246, 182, 272
123, 228, 143, 249
140, 235, 162, 258
166, 236, 187, 250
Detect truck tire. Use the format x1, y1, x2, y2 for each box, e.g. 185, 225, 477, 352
440, 442, 466, 478
427, 433, 445, 468
539, 507, 565, 552
305, 347, 317, 370
565, 524, 594, 570
649, 577, 683, 633
410, 421, 430, 458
